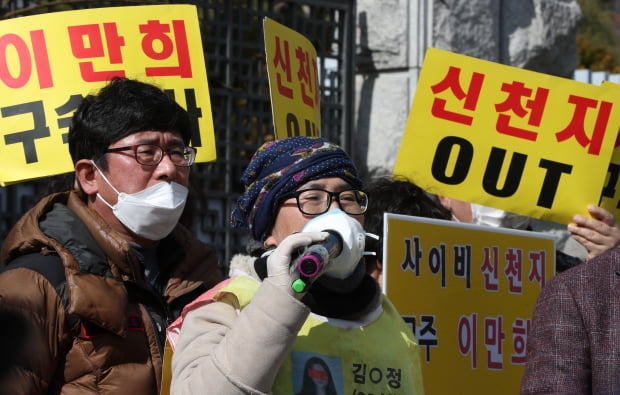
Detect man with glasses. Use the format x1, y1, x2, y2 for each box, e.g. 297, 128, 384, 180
0, 77, 223, 394
167, 136, 425, 394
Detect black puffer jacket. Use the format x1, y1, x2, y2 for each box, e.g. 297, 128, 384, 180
0, 191, 223, 394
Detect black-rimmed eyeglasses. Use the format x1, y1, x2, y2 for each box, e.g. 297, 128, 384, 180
104, 144, 197, 167
280, 188, 369, 216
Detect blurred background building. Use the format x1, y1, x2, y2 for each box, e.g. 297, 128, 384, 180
3, 0, 615, 271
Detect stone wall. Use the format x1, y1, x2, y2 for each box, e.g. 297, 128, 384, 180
354, 0, 582, 175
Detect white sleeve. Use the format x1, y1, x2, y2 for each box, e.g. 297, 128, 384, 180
171, 278, 310, 394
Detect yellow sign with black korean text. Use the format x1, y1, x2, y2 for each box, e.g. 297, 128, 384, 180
263, 17, 320, 139
393, 47, 620, 224
383, 213, 555, 394
598, 80, 620, 222
0, 4, 215, 186
600, 142, 620, 221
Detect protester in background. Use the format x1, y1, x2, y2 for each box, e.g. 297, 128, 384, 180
168, 136, 424, 394
520, 247, 620, 393
0, 77, 223, 394
438, 196, 620, 271
363, 176, 452, 283
437, 196, 531, 229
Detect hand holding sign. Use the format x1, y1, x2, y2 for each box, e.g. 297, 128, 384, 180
394, 48, 620, 224
568, 204, 620, 259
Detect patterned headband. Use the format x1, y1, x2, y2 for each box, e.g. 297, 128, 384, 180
231, 136, 362, 241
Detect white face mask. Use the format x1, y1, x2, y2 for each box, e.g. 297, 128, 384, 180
471, 203, 530, 230
93, 162, 188, 240
301, 208, 366, 279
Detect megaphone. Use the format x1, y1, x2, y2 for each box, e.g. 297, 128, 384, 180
289, 209, 366, 293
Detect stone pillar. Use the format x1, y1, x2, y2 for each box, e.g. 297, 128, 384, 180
354, 0, 433, 176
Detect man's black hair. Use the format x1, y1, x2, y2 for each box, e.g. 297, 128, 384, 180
68, 77, 191, 168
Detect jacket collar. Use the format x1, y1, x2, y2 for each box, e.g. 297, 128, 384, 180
2, 190, 222, 336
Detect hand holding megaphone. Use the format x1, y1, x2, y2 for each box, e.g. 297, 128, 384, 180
289, 209, 366, 293
265, 231, 329, 299
289, 230, 343, 292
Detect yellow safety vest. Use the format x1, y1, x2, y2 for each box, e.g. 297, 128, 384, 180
219, 275, 425, 395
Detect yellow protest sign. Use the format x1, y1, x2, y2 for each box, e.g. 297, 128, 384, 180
393, 47, 620, 224
263, 17, 320, 139
600, 143, 620, 221
0, 5, 215, 186
383, 213, 555, 394
160, 339, 173, 395
598, 80, 620, 221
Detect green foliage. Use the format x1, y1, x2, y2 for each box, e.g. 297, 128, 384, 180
576, 0, 620, 72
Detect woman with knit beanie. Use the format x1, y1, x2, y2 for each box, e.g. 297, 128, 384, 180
168, 136, 425, 394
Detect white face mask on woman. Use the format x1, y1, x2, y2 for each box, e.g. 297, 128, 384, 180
92, 161, 188, 240
301, 208, 366, 279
